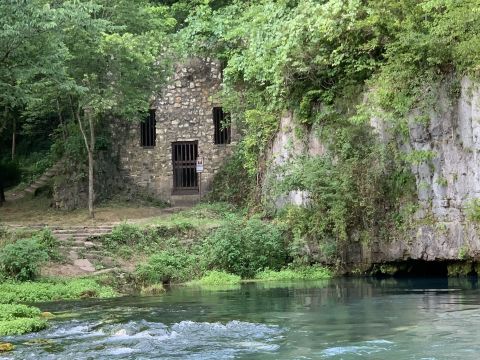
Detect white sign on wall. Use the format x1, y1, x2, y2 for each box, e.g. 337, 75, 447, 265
196, 158, 204, 173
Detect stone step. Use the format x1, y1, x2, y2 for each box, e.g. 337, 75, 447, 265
55, 236, 108, 242
53, 227, 114, 232
52, 232, 113, 236
59, 238, 103, 248
60, 248, 105, 256
171, 194, 201, 207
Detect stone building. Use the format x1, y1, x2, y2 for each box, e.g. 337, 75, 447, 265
117, 58, 237, 205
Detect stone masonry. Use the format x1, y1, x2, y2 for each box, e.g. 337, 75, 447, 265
118, 58, 237, 203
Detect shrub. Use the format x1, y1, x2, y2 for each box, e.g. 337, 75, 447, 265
0, 239, 49, 281
255, 266, 332, 281
135, 250, 197, 284
206, 149, 255, 206
103, 223, 146, 248
35, 228, 61, 261
204, 216, 286, 278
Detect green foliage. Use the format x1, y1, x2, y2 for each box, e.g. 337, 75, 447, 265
35, 228, 61, 261
458, 245, 469, 261
104, 223, 147, 248
204, 216, 286, 278
206, 149, 255, 206
0, 304, 46, 336
404, 150, 436, 165
0, 304, 41, 321
194, 270, 241, 285
466, 198, 480, 223
0, 239, 49, 281
255, 266, 332, 281
0, 279, 116, 304
135, 249, 198, 284
242, 110, 279, 176
0, 318, 47, 336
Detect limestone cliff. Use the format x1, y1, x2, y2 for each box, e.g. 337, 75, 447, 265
376, 77, 480, 263
264, 78, 480, 266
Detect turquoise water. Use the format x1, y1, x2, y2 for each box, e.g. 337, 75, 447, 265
2, 278, 480, 359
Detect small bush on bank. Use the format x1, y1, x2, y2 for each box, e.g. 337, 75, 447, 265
195, 270, 241, 286
203, 216, 286, 278
104, 223, 146, 248
35, 228, 61, 261
255, 266, 332, 281
135, 250, 198, 285
0, 238, 49, 281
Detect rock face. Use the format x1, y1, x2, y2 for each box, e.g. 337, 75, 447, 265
265, 77, 480, 265
263, 111, 325, 208
53, 151, 123, 211
375, 77, 480, 262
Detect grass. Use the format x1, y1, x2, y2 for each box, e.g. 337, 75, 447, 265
0, 277, 117, 336
254, 266, 332, 281
0, 318, 47, 336
188, 270, 241, 286
0, 304, 47, 336
0, 278, 117, 304
140, 283, 165, 295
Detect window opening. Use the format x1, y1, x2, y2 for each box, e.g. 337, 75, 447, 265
141, 109, 156, 147
213, 107, 231, 144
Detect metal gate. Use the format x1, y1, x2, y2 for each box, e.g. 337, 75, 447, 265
172, 141, 198, 193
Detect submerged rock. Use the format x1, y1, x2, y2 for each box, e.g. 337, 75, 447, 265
0, 343, 14, 352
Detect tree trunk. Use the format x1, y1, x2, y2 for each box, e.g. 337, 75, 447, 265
0, 179, 5, 206
87, 113, 95, 219
11, 117, 16, 160
0, 107, 7, 139
56, 99, 67, 143
87, 147, 94, 218
73, 99, 95, 219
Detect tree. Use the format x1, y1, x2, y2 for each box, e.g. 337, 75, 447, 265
0, 1, 68, 160
28, 0, 175, 218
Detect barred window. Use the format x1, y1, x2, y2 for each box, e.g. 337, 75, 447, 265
213, 107, 231, 144
141, 109, 156, 147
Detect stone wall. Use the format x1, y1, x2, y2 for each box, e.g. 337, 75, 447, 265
118, 58, 237, 203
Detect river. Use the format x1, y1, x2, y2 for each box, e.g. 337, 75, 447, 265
1, 277, 480, 359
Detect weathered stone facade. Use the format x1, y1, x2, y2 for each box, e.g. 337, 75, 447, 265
118, 58, 237, 204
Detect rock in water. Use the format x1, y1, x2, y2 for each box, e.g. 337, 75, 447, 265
0, 343, 15, 352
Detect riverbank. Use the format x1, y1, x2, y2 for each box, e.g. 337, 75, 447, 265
0, 202, 333, 345
3, 277, 480, 359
